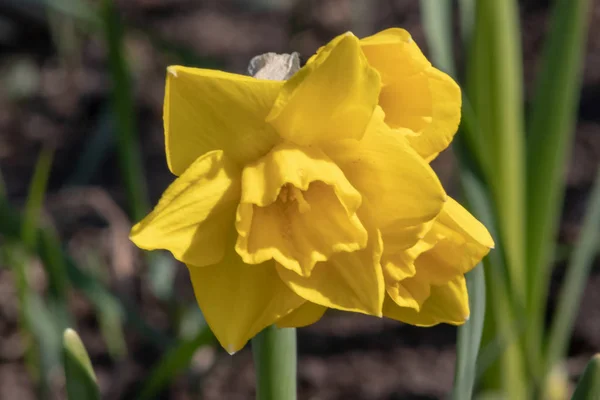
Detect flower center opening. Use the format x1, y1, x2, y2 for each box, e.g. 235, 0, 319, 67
278, 183, 311, 214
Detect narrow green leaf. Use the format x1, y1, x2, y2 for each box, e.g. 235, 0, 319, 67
458, 169, 527, 398
15, 148, 68, 397
453, 264, 486, 400
101, 0, 149, 222
546, 168, 600, 369
24, 148, 71, 333
4, 247, 45, 395
138, 326, 215, 400
572, 355, 600, 400
467, 0, 527, 304
22, 147, 53, 247
525, 0, 593, 376
458, 0, 475, 47
63, 328, 100, 400
465, 3, 530, 394
419, 0, 454, 76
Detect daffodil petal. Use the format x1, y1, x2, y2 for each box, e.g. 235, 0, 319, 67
164, 66, 282, 174
383, 275, 470, 326
360, 29, 461, 161
276, 216, 385, 316
439, 197, 495, 249
360, 28, 431, 81
386, 277, 431, 311
235, 143, 367, 276
187, 245, 304, 354
382, 197, 492, 310
275, 302, 327, 328
382, 226, 435, 311
409, 197, 494, 285
130, 150, 240, 267
322, 106, 446, 250
266, 33, 381, 145
389, 69, 461, 161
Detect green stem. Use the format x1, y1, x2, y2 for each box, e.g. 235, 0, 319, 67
252, 326, 297, 400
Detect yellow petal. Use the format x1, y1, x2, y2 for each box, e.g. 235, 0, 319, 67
383, 275, 470, 326
360, 28, 431, 81
276, 302, 327, 328
382, 197, 492, 310
439, 197, 495, 249
276, 211, 385, 316
382, 236, 433, 310
386, 277, 431, 310
266, 33, 381, 146
410, 197, 494, 285
360, 29, 461, 161
187, 244, 304, 354
130, 150, 240, 266
235, 143, 367, 276
322, 106, 446, 250
385, 69, 462, 161
164, 66, 282, 175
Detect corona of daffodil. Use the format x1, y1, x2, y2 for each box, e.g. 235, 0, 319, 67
130, 28, 494, 353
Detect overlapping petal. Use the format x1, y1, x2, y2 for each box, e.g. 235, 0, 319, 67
360, 28, 461, 161
267, 33, 381, 146
383, 197, 494, 311
276, 302, 327, 328
130, 150, 240, 267
164, 66, 283, 174
235, 143, 367, 276
187, 240, 305, 354
409, 197, 494, 285
383, 275, 470, 326
382, 235, 434, 310
321, 106, 446, 250
276, 210, 385, 316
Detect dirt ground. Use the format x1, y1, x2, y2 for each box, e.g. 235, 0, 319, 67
0, 0, 599, 399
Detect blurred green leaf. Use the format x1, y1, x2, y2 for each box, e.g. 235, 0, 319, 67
458, 0, 475, 47
572, 355, 600, 400
525, 0, 592, 377
458, 169, 526, 395
419, 0, 454, 76
63, 328, 100, 400
101, 0, 149, 222
10, 148, 67, 397
138, 326, 215, 400
466, 2, 529, 395
101, 0, 179, 303
453, 264, 486, 400
22, 147, 53, 247
3, 247, 45, 396
147, 251, 177, 301
546, 168, 600, 369
0, 196, 170, 349
42, 0, 99, 26
467, 0, 526, 305
23, 149, 72, 330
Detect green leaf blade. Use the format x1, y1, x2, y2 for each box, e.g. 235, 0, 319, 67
572, 355, 600, 400
63, 328, 100, 400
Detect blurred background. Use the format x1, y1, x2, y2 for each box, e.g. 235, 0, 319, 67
0, 0, 599, 399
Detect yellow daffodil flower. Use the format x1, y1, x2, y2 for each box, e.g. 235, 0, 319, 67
130, 29, 493, 354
